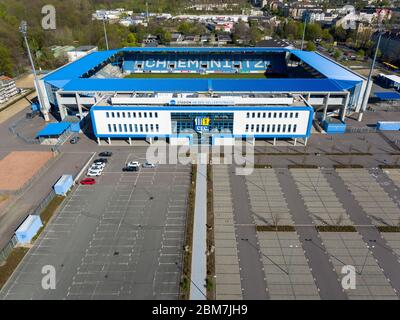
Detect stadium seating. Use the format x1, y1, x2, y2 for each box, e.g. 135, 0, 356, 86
121, 52, 288, 74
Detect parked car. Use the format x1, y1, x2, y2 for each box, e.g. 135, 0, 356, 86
123, 166, 139, 172
99, 151, 113, 157
142, 162, 156, 168
127, 161, 140, 168
80, 178, 96, 185
92, 162, 105, 169
70, 137, 80, 144
94, 158, 108, 164
87, 167, 103, 176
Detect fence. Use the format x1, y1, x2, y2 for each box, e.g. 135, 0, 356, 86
9, 117, 40, 145
0, 188, 57, 265
346, 127, 377, 134
0, 235, 18, 265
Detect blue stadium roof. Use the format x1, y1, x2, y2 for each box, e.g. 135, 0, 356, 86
290, 50, 364, 82
43, 47, 364, 94
36, 122, 71, 137
62, 78, 348, 93
375, 91, 400, 100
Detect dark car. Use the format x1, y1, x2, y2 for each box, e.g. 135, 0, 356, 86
94, 158, 108, 164
99, 151, 113, 157
123, 166, 139, 172
70, 137, 80, 144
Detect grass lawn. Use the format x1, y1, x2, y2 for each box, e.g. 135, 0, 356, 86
125, 72, 266, 79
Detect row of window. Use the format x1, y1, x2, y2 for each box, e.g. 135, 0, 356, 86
245, 123, 297, 134
107, 123, 160, 133
105, 111, 159, 119
246, 111, 299, 119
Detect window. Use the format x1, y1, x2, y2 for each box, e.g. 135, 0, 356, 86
155, 112, 158, 118
133, 112, 136, 118
279, 112, 282, 118
112, 112, 115, 118
245, 124, 249, 132
129, 124, 133, 132
124, 124, 127, 132
267, 124, 270, 132
295, 112, 299, 118
283, 124, 286, 133
145, 124, 148, 132
257, 112, 261, 118
293, 124, 297, 132
149, 112, 153, 118
113, 124, 117, 132
150, 124, 154, 132
252, 112, 255, 118
263, 112, 266, 118
251, 124, 254, 132
108, 124, 112, 132
122, 112, 126, 118
256, 124, 260, 133
140, 124, 143, 132
284, 112, 288, 118
139, 112, 142, 118
144, 112, 147, 118
246, 112, 250, 118
117, 112, 120, 118
290, 112, 293, 118
134, 124, 138, 132
106, 112, 109, 118
268, 112, 271, 118
273, 113, 277, 118
288, 124, 292, 132
277, 124, 281, 133
128, 112, 131, 118
272, 124, 276, 132
119, 124, 122, 132
261, 124, 265, 132
155, 124, 159, 132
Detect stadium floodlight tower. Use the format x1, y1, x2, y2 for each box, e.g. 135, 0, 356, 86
102, 16, 109, 50
358, 29, 382, 122
19, 20, 49, 121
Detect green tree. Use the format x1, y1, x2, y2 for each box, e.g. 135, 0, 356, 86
306, 42, 316, 51
305, 23, 322, 41
122, 33, 137, 47
178, 22, 191, 35
0, 44, 13, 76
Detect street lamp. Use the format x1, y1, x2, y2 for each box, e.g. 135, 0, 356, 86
19, 21, 49, 121
357, 30, 382, 122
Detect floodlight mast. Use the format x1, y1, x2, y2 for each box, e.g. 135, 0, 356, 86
358, 31, 382, 122
103, 16, 109, 50
19, 21, 49, 121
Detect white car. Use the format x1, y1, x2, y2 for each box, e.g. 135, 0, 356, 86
92, 162, 105, 169
87, 167, 103, 176
142, 162, 156, 168
127, 161, 140, 168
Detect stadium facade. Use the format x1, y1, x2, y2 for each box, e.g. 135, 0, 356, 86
39, 47, 367, 145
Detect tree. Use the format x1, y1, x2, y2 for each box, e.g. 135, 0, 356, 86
178, 22, 191, 35
122, 33, 137, 47
333, 49, 342, 60
0, 44, 13, 76
306, 42, 316, 51
305, 23, 322, 41
333, 26, 347, 42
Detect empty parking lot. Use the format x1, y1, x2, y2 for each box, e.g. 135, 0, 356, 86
0, 153, 191, 300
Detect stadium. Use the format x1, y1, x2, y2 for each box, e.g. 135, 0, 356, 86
39, 47, 367, 145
